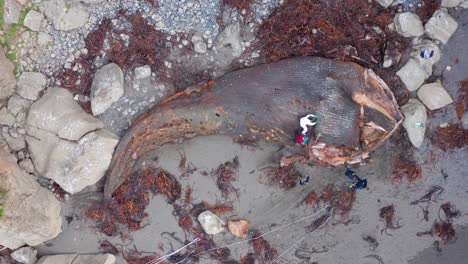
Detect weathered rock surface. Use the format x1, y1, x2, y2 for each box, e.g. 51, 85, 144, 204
134, 65, 151, 79
36, 254, 116, 264
23, 10, 45, 32
396, 58, 429, 92
7, 95, 30, 117
43, 0, 89, 31
461, 0, 468, 8
19, 158, 35, 174
410, 39, 441, 76
38, 32, 53, 46
462, 112, 468, 130
441, 0, 462, 7
192, 33, 207, 54
16, 72, 47, 100
376, 0, 394, 8
0, 47, 16, 108
0, 108, 16, 126
91, 63, 124, 116
216, 22, 243, 57
401, 99, 427, 148
17, 72, 47, 100
26, 127, 119, 194
2, 131, 26, 151
394, 12, 424, 37
4, 0, 21, 24
417, 82, 453, 110
425, 10, 458, 44
11, 246, 37, 264
26, 87, 104, 141
0, 149, 62, 249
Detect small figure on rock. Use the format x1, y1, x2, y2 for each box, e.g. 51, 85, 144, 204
295, 114, 318, 145
420, 49, 434, 59
299, 175, 310, 185
345, 168, 367, 190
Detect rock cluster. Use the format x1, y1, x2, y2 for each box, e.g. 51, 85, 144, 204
0, 150, 62, 249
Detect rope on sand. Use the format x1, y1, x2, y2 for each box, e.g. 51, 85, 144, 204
146, 203, 332, 264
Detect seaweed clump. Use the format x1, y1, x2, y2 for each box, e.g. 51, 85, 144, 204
263, 165, 299, 190
86, 167, 181, 236
455, 79, 467, 120
379, 205, 401, 234
240, 253, 256, 264
304, 191, 319, 206
417, 221, 456, 244
57, 12, 169, 113
416, 202, 460, 244
429, 124, 468, 152
391, 157, 422, 184
256, 0, 414, 104
319, 185, 356, 219
250, 230, 279, 262
439, 202, 460, 221
212, 157, 240, 199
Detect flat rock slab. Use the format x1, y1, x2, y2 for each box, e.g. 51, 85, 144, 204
394, 12, 424, 37
44, 0, 89, 31
27, 87, 104, 141
417, 82, 454, 110
16, 72, 47, 100
425, 10, 458, 44
396, 58, 429, 92
26, 127, 119, 194
401, 99, 427, 148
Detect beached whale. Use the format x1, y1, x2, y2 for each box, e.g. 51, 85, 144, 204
104, 57, 402, 198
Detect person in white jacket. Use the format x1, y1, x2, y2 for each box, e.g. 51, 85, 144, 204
295, 114, 318, 145
299, 114, 318, 134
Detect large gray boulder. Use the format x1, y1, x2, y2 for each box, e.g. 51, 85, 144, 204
0, 47, 16, 108
441, 0, 462, 7
401, 99, 427, 148
394, 12, 424, 37
43, 0, 89, 31
0, 149, 62, 249
23, 10, 45, 32
417, 82, 453, 110
16, 72, 47, 100
11, 246, 37, 264
4, 0, 21, 24
91, 63, 124, 116
396, 58, 429, 92
26, 127, 119, 194
26, 87, 104, 141
424, 10, 458, 44
36, 254, 116, 264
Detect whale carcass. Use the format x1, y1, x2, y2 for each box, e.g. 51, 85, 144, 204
104, 57, 402, 198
